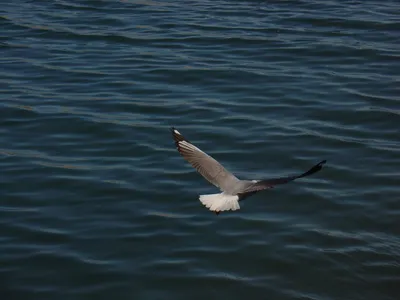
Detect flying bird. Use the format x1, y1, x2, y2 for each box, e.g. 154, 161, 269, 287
171, 127, 326, 215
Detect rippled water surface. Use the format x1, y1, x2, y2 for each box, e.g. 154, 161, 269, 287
1, 0, 399, 299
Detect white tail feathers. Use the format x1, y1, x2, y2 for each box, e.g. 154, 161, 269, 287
199, 193, 240, 212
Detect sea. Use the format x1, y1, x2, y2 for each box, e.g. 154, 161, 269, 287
1, 1, 399, 299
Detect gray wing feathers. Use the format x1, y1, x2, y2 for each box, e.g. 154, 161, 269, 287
171, 128, 239, 192
241, 160, 327, 194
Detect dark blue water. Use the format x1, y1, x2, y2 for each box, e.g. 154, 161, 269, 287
1, 1, 399, 299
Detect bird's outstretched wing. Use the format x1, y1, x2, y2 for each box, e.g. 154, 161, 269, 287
242, 160, 326, 193
171, 127, 240, 192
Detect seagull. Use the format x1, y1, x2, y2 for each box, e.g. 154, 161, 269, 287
171, 127, 326, 215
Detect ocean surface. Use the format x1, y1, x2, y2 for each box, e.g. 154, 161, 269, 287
1, 0, 399, 299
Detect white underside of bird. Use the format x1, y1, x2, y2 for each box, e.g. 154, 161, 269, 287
199, 193, 240, 212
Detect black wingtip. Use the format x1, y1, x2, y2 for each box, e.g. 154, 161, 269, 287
170, 126, 178, 138
314, 159, 327, 170
170, 127, 188, 144
297, 159, 327, 179
170, 127, 181, 136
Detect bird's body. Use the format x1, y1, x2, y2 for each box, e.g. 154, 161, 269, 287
171, 127, 326, 214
